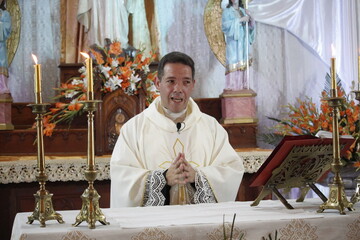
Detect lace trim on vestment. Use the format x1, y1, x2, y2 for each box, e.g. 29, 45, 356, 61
143, 170, 167, 206
194, 170, 217, 204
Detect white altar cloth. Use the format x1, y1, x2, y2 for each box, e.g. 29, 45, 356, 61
11, 199, 360, 240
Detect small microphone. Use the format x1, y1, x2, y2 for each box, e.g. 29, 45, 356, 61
176, 122, 182, 133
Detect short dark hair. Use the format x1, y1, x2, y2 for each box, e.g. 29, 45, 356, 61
157, 51, 195, 80
0, 0, 6, 10
227, 0, 244, 8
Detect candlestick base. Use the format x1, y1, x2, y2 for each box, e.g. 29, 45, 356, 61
317, 183, 354, 214
27, 189, 64, 227
73, 170, 109, 229
350, 176, 360, 204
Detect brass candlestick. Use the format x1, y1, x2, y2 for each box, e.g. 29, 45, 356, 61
27, 103, 64, 227
73, 100, 109, 229
318, 89, 354, 214
350, 90, 360, 205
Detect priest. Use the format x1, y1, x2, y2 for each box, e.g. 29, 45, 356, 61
110, 51, 244, 207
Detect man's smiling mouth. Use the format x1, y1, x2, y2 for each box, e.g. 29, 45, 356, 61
171, 97, 183, 102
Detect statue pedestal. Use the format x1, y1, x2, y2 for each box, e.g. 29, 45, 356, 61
220, 89, 257, 124
0, 93, 14, 130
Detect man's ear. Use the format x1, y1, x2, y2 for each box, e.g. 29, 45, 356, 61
155, 77, 161, 90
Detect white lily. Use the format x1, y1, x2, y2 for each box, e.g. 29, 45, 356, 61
100, 65, 112, 79
71, 79, 84, 86
65, 90, 79, 99
142, 65, 150, 73
105, 75, 123, 91
129, 72, 141, 91
111, 59, 119, 68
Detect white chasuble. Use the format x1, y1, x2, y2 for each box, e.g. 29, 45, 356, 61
110, 97, 244, 207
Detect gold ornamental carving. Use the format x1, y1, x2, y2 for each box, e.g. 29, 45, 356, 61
6, 0, 21, 66
204, 0, 226, 66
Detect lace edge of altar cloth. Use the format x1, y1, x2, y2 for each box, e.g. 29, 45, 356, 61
0, 150, 271, 184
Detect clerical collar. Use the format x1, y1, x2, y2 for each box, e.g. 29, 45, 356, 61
162, 106, 187, 122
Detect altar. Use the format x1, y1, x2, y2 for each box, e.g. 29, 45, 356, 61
11, 199, 360, 240
0, 150, 270, 240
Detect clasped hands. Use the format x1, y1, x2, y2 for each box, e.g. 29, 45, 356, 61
166, 153, 196, 186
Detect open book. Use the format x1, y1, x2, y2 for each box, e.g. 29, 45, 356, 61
250, 135, 355, 208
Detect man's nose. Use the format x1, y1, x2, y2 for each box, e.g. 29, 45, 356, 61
173, 83, 183, 92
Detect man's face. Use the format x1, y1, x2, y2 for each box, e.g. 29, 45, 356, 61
155, 63, 195, 113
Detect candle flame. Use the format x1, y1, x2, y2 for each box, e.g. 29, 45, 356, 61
32, 54, 38, 64
80, 52, 90, 59
331, 44, 336, 57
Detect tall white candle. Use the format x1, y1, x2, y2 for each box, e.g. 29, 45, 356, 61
331, 44, 337, 96
31, 54, 42, 104
80, 52, 94, 100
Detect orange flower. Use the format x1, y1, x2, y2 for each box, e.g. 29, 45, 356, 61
345, 150, 352, 159
60, 83, 68, 89
134, 53, 143, 63
109, 41, 122, 55
68, 104, 76, 111
121, 80, 130, 88
337, 87, 344, 97
291, 127, 302, 134
117, 56, 125, 64
290, 113, 301, 118
44, 123, 56, 137
50, 108, 60, 114
55, 102, 67, 109
120, 67, 132, 79
353, 161, 360, 168
75, 103, 83, 111
91, 50, 105, 65
147, 72, 157, 81
349, 125, 355, 132
79, 94, 87, 101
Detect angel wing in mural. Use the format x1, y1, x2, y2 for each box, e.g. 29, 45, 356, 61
6, 0, 21, 66
203, 0, 226, 66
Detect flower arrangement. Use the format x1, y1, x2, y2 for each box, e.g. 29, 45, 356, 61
263, 86, 360, 169
41, 40, 158, 136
